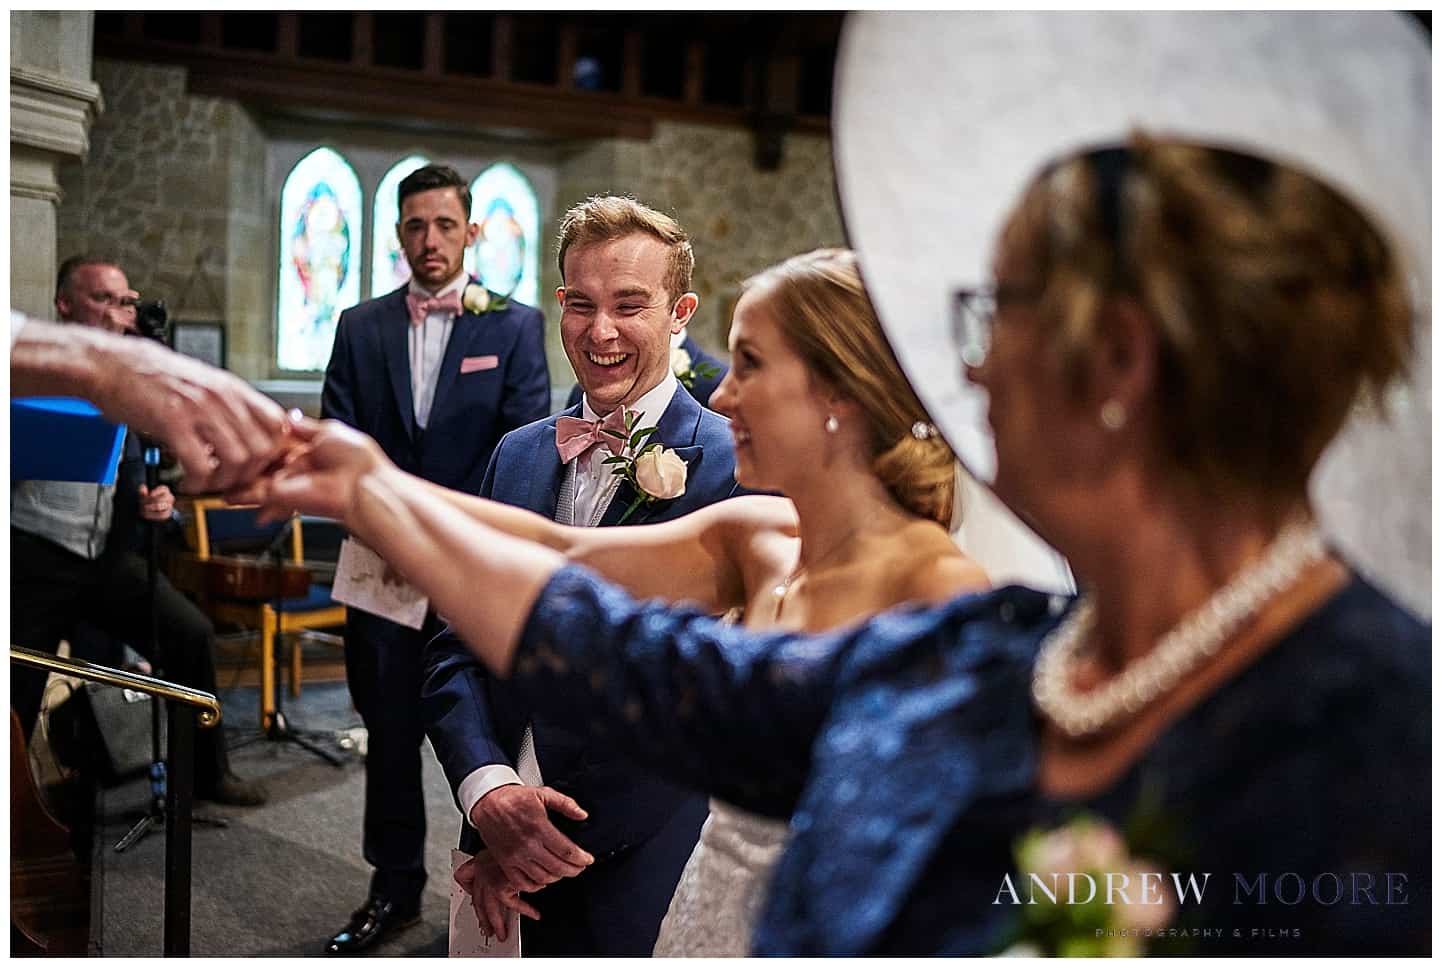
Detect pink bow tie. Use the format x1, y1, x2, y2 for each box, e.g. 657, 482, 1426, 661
405, 290, 464, 327
555, 409, 628, 464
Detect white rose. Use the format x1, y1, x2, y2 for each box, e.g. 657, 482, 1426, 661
670, 345, 693, 377
462, 283, 490, 314
634, 447, 687, 499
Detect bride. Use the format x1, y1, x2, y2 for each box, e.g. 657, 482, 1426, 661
292, 248, 989, 950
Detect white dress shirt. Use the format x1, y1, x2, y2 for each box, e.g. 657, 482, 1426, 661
407, 272, 467, 429
456, 372, 682, 828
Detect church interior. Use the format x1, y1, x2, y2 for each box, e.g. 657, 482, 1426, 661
12, 10, 855, 957
9, 10, 1431, 959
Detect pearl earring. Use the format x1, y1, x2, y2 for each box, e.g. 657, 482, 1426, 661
1100, 399, 1127, 431
824, 415, 840, 434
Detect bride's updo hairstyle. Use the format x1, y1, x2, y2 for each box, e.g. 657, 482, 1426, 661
1004, 132, 1413, 506
741, 248, 958, 528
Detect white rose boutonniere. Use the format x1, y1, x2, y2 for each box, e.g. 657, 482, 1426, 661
634, 448, 688, 499
671, 343, 720, 391
600, 409, 688, 523
463, 282, 507, 315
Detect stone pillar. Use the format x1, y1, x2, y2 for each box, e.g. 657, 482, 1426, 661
10, 12, 102, 318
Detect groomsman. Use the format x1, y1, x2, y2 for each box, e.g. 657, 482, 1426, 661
321, 164, 551, 954
423, 196, 743, 955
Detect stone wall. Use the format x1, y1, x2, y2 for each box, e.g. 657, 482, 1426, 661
56, 58, 260, 367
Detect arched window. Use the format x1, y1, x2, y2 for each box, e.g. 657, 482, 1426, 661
370, 154, 431, 298
276, 147, 363, 372
466, 163, 540, 307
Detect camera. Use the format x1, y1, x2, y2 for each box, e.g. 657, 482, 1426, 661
133, 299, 169, 343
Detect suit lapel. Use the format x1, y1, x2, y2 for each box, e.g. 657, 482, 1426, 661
597, 387, 704, 528
527, 408, 575, 518
380, 287, 417, 440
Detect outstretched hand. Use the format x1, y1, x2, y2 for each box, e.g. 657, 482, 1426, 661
92, 333, 293, 494
226, 417, 390, 525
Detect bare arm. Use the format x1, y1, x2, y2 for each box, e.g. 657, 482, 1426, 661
247, 419, 770, 672
12, 318, 290, 493
409, 481, 789, 614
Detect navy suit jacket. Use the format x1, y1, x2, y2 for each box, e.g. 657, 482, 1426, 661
421, 385, 744, 858
321, 283, 551, 497
565, 333, 728, 411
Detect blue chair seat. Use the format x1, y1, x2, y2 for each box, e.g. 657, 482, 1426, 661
216, 583, 338, 614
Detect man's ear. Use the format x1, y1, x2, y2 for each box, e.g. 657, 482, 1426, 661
54, 291, 72, 321
465, 221, 480, 248
555, 286, 567, 309
671, 292, 700, 333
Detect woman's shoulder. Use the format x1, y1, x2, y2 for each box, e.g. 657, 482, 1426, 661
888, 523, 992, 606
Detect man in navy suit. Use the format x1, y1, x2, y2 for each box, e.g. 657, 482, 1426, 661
320, 164, 550, 954
422, 196, 743, 955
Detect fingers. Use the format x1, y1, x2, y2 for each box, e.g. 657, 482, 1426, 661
474, 886, 510, 942
538, 786, 589, 822
500, 892, 541, 922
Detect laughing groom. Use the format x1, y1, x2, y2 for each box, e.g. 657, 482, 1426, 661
321, 164, 551, 954
422, 195, 743, 955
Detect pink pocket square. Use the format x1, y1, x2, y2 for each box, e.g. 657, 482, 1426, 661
460, 355, 500, 373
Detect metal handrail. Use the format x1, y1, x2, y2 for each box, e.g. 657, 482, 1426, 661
9, 647, 221, 727
11, 645, 218, 956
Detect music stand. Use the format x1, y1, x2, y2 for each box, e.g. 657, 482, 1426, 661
116, 444, 229, 852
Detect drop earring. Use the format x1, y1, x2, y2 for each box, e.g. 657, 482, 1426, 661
824, 415, 840, 434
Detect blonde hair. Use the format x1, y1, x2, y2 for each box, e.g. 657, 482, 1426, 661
1006, 133, 1412, 504
556, 195, 695, 301
742, 249, 957, 528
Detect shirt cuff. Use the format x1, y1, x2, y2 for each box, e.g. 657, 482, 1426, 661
11, 310, 29, 348
458, 764, 524, 830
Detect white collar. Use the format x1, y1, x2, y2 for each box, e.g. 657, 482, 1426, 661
581, 372, 680, 432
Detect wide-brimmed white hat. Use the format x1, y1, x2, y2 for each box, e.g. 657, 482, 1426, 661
834, 11, 1430, 613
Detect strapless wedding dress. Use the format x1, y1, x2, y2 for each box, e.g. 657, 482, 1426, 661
652, 799, 790, 956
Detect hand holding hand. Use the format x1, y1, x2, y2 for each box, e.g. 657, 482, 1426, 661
227, 417, 390, 526
138, 483, 175, 522
454, 851, 541, 943
469, 784, 594, 895
89, 333, 293, 493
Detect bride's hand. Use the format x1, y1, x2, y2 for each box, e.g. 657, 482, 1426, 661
230, 418, 391, 526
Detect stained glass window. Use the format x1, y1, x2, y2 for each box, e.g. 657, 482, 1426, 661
370, 154, 431, 298
277, 147, 363, 371
466, 163, 540, 307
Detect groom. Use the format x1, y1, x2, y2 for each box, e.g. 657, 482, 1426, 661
321, 164, 551, 954
422, 196, 743, 955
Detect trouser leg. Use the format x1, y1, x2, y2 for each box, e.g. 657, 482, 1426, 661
344, 615, 428, 909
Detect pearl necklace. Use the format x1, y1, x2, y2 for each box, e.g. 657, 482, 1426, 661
1032, 520, 1326, 739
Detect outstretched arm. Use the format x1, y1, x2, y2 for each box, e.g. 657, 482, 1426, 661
412, 480, 783, 613
12, 316, 290, 493
248, 419, 568, 673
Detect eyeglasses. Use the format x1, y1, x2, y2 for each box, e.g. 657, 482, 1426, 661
950, 284, 1044, 368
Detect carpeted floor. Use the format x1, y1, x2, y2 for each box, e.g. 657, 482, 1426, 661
91, 681, 460, 957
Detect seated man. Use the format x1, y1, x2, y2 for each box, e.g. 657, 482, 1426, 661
10, 255, 266, 807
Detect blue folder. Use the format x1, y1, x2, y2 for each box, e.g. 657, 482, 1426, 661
11, 397, 126, 484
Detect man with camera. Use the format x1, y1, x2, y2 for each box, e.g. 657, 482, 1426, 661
10, 255, 267, 807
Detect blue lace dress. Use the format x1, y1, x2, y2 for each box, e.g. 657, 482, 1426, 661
508, 566, 1429, 955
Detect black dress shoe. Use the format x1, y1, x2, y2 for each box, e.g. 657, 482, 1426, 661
325, 896, 420, 955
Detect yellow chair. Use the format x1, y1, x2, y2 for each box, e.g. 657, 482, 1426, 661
182, 498, 346, 729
